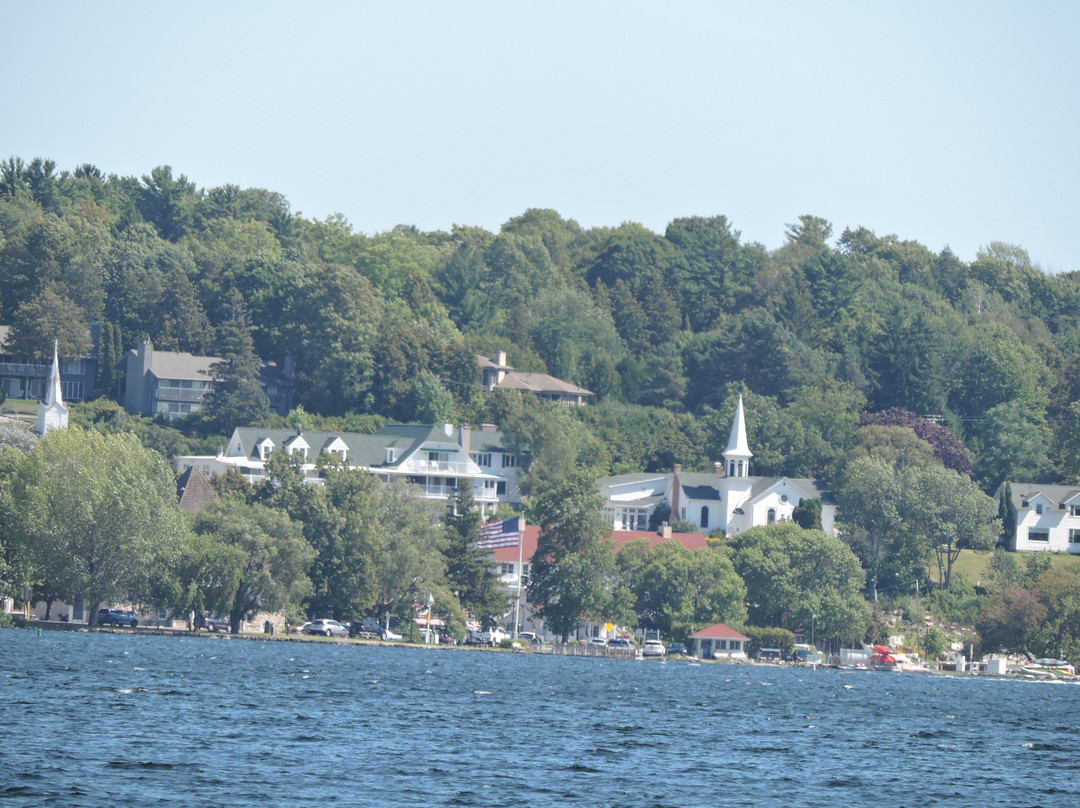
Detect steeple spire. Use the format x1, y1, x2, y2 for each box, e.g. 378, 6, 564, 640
36, 340, 69, 435
46, 340, 63, 406
723, 395, 752, 478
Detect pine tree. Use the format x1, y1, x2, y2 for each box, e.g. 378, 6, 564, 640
444, 484, 506, 624
202, 288, 269, 434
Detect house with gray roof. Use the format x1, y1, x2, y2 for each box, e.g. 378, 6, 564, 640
995, 481, 1080, 553
599, 397, 837, 536
120, 339, 293, 420
174, 422, 519, 515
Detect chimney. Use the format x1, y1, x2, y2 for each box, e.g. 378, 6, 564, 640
673, 464, 682, 474
495, 350, 507, 366
659, 523, 672, 539
714, 462, 723, 475
459, 424, 470, 451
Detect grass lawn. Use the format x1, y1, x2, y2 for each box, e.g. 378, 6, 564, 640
940, 547, 1080, 587
2, 398, 38, 415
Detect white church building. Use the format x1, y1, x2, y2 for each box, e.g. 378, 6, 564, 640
600, 396, 836, 536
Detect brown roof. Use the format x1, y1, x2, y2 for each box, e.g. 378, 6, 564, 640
495, 371, 593, 398
691, 622, 749, 641
176, 466, 221, 513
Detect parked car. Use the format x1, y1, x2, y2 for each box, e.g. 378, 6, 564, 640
667, 642, 688, 657
97, 608, 138, 628
642, 639, 666, 657
518, 631, 544, 645
303, 619, 348, 638
348, 618, 383, 640
587, 637, 608, 646
202, 615, 230, 632
469, 627, 509, 646
755, 646, 783, 661
607, 637, 634, 649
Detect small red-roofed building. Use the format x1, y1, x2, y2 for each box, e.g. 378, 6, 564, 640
691, 622, 749, 661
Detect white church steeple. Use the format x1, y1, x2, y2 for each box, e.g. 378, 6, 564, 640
723, 395, 752, 478
36, 340, 69, 435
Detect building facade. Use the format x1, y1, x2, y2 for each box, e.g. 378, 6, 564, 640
120, 339, 293, 420
600, 397, 837, 536
0, 324, 99, 404
174, 422, 521, 515
997, 481, 1080, 554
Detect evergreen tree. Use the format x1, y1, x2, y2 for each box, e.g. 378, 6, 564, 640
202, 288, 269, 434
526, 468, 614, 641
443, 484, 506, 624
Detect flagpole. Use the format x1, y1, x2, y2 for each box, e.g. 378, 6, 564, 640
513, 516, 524, 639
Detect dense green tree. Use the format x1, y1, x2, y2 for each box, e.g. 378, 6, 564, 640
617, 539, 746, 642
526, 468, 614, 641
202, 288, 270, 433
4, 286, 93, 358
189, 500, 313, 633
444, 484, 506, 624
724, 523, 869, 645
4, 428, 188, 623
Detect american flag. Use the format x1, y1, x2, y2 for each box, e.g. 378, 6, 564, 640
477, 516, 522, 549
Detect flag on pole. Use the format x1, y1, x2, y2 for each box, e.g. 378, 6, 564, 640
477, 516, 522, 549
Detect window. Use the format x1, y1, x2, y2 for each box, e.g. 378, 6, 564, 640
1071, 530, 1080, 544
471, 453, 492, 467
1036, 503, 1044, 515
502, 454, 517, 468
501, 563, 515, 575
61, 381, 84, 400
1028, 530, 1050, 542
700, 506, 709, 529
767, 508, 776, 524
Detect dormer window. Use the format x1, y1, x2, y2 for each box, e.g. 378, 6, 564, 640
386, 448, 400, 464
1036, 502, 1044, 515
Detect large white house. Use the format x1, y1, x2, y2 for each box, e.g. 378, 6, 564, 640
600, 397, 837, 536
175, 422, 521, 515
996, 481, 1080, 554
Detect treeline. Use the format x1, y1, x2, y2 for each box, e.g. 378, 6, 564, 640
3, 158, 1079, 495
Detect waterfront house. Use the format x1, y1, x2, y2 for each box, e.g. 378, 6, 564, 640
175, 422, 520, 515
478, 350, 593, 406
691, 623, 749, 660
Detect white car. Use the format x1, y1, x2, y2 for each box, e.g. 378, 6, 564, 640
303, 619, 348, 638
642, 639, 666, 657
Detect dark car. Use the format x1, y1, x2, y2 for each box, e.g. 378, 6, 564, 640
667, 642, 688, 656
756, 646, 783, 661
202, 615, 230, 632
349, 618, 384, 640
98, 608, 138, 628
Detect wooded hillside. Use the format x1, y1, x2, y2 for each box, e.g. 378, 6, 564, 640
3, 157, 1077, 493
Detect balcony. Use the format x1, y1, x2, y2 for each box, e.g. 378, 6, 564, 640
154, 387, 209, 403
414, 482, 497, 502
408, 458, 472, 474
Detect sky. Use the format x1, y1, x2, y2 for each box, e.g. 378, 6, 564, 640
5, 1, 1080, 271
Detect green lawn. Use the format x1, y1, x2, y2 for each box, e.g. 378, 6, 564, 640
944, 547, 1080, 587
2, 398, 37, 416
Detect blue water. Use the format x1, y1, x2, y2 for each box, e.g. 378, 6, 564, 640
2, 630, 1078, 807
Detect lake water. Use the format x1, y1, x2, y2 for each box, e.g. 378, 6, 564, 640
2, 629, 1078, 807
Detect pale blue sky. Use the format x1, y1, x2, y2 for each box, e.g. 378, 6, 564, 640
5, 1, 1079, 270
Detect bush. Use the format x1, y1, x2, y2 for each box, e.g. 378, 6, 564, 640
742, 626, 795, 657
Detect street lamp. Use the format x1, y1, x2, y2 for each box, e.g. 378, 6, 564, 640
811, 613, 816, 649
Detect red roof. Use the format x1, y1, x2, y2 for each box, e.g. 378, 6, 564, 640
691, 622, 749, 641
491, 525, 711, 562
611, 530, 711, 551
